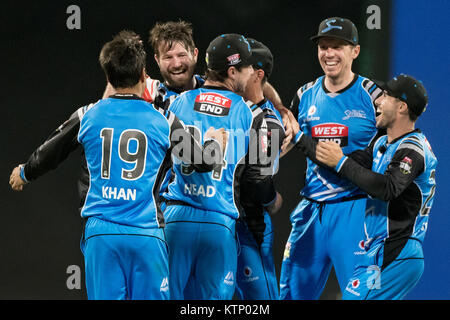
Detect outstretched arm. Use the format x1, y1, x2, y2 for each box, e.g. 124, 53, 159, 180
316, 140, 425, 201
263, 82, 296, 151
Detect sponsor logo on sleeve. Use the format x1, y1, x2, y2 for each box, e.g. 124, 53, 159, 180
399, 156, 412, 174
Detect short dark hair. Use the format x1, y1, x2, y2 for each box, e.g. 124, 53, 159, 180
99, 30, 146, 89
407, 104, 419, 122
204, 65, 246, 82
149, 20, 196, 57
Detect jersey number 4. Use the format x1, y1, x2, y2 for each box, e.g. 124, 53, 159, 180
181, 125, 228, 181
100, 128, 147, 180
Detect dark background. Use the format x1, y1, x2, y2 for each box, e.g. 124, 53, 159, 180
3, 0, 445, 300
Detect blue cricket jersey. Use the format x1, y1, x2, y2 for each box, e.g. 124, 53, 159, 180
290, 75, 381, 201
335, 129, 437, 268
364, 131, 437, 245
77, 95, 172, 229
143, 75, 205, 198
163, 86, 275, 220
77, 93, 218, 230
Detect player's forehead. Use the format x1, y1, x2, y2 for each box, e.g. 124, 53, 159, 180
158, 40, 192, 56
318, 37, 351, 48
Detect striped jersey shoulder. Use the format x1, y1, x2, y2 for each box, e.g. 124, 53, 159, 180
246, 99, 264, 119
296, 78, 320, 100
361, 77, 383, 103
76, 101, 99, 121
397, 134, 425, 157
263, 107, 284, 130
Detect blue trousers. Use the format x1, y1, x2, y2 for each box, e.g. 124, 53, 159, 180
81, 217, 169, 300
342, 238, 424, 300
280, 197, 366, 299
235, 213, 279, 300
164, 204, 237, 300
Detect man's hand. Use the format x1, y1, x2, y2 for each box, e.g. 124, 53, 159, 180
265, 191, 283, 215
9, 165, 27, 191
316, 141, 344, 168
205, 127, 228, 154
276, 106, 298, 151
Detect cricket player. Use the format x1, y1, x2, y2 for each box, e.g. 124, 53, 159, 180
235, 38, 285, 300
162, 33, 282, 299
280, 17, 383, 299
313, 74, 437, 299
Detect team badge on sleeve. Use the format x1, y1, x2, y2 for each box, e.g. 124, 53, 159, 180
399, 156, 412, 174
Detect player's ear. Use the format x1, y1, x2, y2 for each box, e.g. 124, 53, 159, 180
257, 69, 265, 81
352, 45, 361, 59
192, 48, 199, 63
140, 68, 146, 83
227, 66, 237, 80
154, 54, 161, 66
399, 101, 409, 115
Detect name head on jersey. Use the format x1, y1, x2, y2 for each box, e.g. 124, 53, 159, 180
247, 38, 273, 78
374, 74, 428, 117
310, 17, 359, 46
205, 34, 252, 72
194, 92, 232, 116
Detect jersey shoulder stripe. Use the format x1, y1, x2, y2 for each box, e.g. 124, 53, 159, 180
76, 102, 98, 121
397, 137, 425, 157
296, 78, 319, 101
361, 78, 383, 103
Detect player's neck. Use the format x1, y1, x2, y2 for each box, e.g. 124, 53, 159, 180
244, 89, 264, 104
204, 79, 233, 91
114, 83, 144, 97
324, 71, 355, 93
387, 120, 415, 143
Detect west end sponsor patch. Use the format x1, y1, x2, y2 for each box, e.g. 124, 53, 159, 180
194, 93, 231, 116
311, 123, 349, 146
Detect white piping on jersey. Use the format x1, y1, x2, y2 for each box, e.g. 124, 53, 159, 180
76, 101, 105, 217
79, 153, 93, 218
76, 102, 99, 143
360, 78, 380, 144
296, 79, 317, 101
232, 101, 258, 218
76, 102, 97, 121
307, 166, 348, 200
165, 110, 176, 127
264, 117, 285, 130
151, 111, 173, 228
362, 79, 383, 104
326, 92, 340, 98
412, 181, 423, 241
152, 154, 168, 228
397, 142, 424, 158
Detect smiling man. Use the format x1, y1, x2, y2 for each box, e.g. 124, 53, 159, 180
313, 74, 437, 300
280, 17, 384, 300
146, 20, 204, 103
